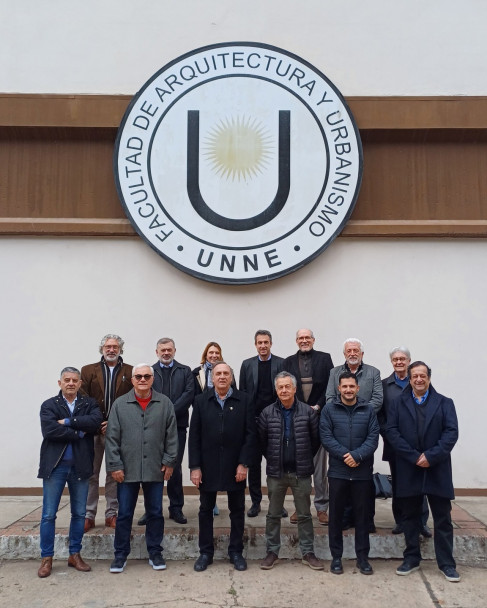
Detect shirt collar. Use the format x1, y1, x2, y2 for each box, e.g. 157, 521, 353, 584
258, 354, 272, 362
159, 360, 174, 369
412, 389, 429, 405
215, 386, 233, 408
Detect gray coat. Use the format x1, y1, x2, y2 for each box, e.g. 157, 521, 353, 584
325, 363, 383, 413
105, 388, 178, 483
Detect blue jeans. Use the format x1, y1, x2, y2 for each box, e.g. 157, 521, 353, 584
40, 462, 89, 557
115, 481, 164, 559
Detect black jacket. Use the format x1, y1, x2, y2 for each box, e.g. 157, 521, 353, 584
239, 354, 285, 417
37, 391, 102, 479
283, 349, 334, 408
257, 399, 320, 478
152, 359, 194, 428
320, 397, 379, 481
188, 388, 256, 492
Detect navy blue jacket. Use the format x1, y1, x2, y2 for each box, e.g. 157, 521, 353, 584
38, 391, 102, 479
386, 385, 458, 499
152, 359, 194, 428
320, 397, 379, 481
378, 372, 407, 461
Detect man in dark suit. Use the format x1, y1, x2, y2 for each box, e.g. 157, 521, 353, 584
386, 361, 460, 582
379, 346, 431, 537
81, 334, 133, 531
138, 337, 194, 525
284, 328, 334, 525
189, 362, 256, 572
239, 329, 285, 517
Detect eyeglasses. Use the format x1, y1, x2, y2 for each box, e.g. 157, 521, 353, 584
133, 374, 153, 381
392, 357, 408, 363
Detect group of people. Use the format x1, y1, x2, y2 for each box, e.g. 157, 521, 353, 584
36, 330, 460, 584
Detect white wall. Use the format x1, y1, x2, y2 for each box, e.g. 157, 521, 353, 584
1, 1, 485, 488
1, 0, 485, 95
1, 237, 484, 488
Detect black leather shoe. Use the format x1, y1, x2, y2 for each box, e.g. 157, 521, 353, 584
169, 510, 188, 524
420, 524, 432, 538
194, 554, 213, 572
281, 508, 288, 518
137, 513, 147, 526
247, 503, 261, 517
229, 553, 247, 571
356, 559, 373, 575
392, 524, 403, 534
330, 557, 343, 574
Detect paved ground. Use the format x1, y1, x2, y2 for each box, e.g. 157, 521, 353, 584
0, 494, 486, 607
0, 558, 486, 608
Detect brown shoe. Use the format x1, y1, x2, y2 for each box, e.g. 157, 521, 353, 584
68, 553, 91, 572
260, 552, 279, 570
38, 557, 53, 578
317, 511, 329, 526
105, 515, 117, 528
302, 552, 324, 570
84, 518, 95, 533
289, 511, 298, 524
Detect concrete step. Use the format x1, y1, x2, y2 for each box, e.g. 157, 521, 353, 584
1, 495, 486, 566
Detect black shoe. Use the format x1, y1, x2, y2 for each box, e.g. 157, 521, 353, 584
356, 559, 373, 575
330, 557, 343, 574
396, 561, 420, 576
149, 554, 166, 570
110, 557, 127, 573
194, 554, 213, 572
392, 524, 403, 534
247, 503, 261, 517
137, 513, 147, 526
169, 510, 188, 524
440, 566, 461, 582
281, 508, 288, 518
420, 524, 432, 538
229, 553, 247, 571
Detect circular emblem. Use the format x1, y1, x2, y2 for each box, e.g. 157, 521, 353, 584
114, 42, 363, 284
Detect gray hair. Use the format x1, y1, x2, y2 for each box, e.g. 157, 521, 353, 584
211, 361, 234, 380
99, 334, 124, 355
343, 338, 364, 352
296, 328, 314, 339
274, 371, 297, 388
254, 329, 272, 343
132, 363, 154, 377
389, 346, 411, 360
157, 337, 175, 347
60, 366, 80, 379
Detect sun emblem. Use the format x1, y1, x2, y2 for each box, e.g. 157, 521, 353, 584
204, 116, 273, 181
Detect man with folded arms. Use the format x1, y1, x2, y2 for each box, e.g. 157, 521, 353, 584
37, 367, 102, 578
258, 371, 323, 571
105, 364, 178, 573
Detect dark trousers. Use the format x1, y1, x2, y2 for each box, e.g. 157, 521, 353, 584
198, 487, 245, 557
389, 459, 429, 526
397, 494, 455, 570
167, 427, 187, 513
329, 477, 372, 560
115, 481, 164, 559
248, 453, 263, 505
